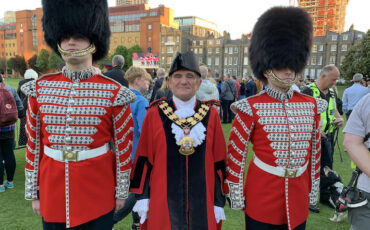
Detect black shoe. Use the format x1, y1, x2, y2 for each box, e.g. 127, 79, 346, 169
309, 204, 320, 213
131, 223, 140, 230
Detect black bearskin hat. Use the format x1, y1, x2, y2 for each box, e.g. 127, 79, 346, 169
169, 51, 201, 77
249, 7, 313, 83
42, 0, 111, 61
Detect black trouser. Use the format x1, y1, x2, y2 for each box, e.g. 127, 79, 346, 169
245, 214, 306, 230
42, 209, 114, 230
320, 132, 334, 205
221, 99, 234, 123
0, 132, 16, 185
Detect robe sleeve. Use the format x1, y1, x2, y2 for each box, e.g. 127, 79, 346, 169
210, 107, 227, 207
24, 94, 41, 200
112, 104, 134, 199
224, 110, 254, 210
130, 107, 155, 198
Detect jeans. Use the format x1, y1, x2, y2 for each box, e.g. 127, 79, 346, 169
113, 193, 140, 225
349, 190, 370, 230
0, 134, 16, 185
320, 132, 334, 204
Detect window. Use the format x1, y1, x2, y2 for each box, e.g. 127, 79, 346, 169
208, 48, 212, 54
215, 57, 219, 66
329, 56, 336, 64
208, 40, 213, 45
243, 57, 248, 65
244, 47, 248, 54
199, 40, 203, 45
161, 56, 165, 64
342, 34, 348, 41
310, 69, 315, 78
176, 36, 180, 43
234, 57, 238, 65
357, 34, 363, 39
147, 24, 152, 30
199, 57, 203, 64
318, 56, 323, 65
161, 46, 165, 53
316, 70, 320, 79
330, 45, 337, 52
229, 47, 233, 54
234, 47, 238, 53
193, 41, 196, 45
229, 56, 232, 65
207, 57, 212, 66
340, 56, 345, 65
224, 69, 228, 75
312, 45, 317, 52
161, 36, 165, 42
341, 44, 347, 51
233, 69, 237, 76
224, 57, 228, 65
318, 45, 324, 52
311, 56, 317, 65
332, 35, 337, 41
199, 48, 203, 54
194, 48, 198, 54
224, 47, 228, 53
167, 47, 173, 53
200, 28, 202, 36
216, 48, 220, 54
216, 40, 221, 45
167, 57, 172, 64
148, 36, 152, 42
167, 36, 174, 42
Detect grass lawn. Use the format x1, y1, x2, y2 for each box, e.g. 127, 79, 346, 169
0, 78, 352, 229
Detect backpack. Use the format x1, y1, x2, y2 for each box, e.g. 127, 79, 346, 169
0, 83, 18, 126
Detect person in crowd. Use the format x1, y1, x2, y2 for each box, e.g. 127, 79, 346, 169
104, 55, 128, 87
221, 73, 237, 123
302, 65, 344, 212
232, 75, 241, 100
343, 93, 370, 230
0, 76, 24, 192
245, 75, 257, 98
342, 73, 369, 119
196, 66, 219, 101
21, 0, 135, 228
149, 68, 166, 102
154, 76, 172, 100
206, 68, 218, 86
17, 69, 38, 146
114, 66, 151, 230
237, 76, 246, 100
130, 51, 226, 230
225, 7, 326, 230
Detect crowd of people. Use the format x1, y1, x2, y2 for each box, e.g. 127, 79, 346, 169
0, 1, 369, 230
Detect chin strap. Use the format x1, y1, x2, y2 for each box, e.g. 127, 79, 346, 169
57, 43, 96, 58
266, 69, 297, 88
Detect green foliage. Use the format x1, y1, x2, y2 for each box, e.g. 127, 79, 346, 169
6, 55, 27, 76
340, 30, 370, 80
27, 55, 38, 72
0, 58, 6, 73
99, 45, 142, 71
48, 51, 63, 70
35, 49, 50, 73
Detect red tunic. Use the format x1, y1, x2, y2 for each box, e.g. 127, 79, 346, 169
130, 99, 226, 230
22, 70, 135, 227
224, 86, 327, 230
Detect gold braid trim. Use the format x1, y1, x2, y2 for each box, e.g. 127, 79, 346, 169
159, 101, 210, 129
266, 70, 297, 88
57, 44, 96, 57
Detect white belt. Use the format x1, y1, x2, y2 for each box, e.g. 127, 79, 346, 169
253, 155, 308, 178
44, 144, 109, 162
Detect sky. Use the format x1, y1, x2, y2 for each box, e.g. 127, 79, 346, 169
2, 0, 369, 39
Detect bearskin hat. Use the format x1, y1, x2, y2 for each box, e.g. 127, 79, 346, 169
249, 7, 313, 83
42, 0, 111, 61
169, 51, 201, 77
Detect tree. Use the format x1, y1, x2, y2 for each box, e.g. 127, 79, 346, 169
340, 30, 370, 81
28, 55, 38, 71
35, 49, 50, 73
48, 51, 63, 70
0, 58, 6, 74
6, 56, 27, 76
102, 45, 142, 72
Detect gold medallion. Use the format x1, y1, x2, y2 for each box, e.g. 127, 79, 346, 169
179, 136, 195, 156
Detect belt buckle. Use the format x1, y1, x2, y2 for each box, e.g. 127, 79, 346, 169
62, 150, 79, 162
285, 168, 298, 178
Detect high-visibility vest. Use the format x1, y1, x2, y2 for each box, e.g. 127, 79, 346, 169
308, 83, 336, 133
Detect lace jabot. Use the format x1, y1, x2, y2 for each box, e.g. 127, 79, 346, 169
62, 66, 96, 81
265, 85, 294, 101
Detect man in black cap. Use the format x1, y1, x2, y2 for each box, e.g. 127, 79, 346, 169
130, 51, 226, 229
224, 7, 327, 230
21, 0, 135, 229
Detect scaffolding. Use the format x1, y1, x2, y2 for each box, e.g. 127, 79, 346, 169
298, 0, 349, 36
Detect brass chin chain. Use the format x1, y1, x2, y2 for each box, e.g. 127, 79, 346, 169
57, 44, 96, 57
266, 70, 297, 88
159, 101, 210, 156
